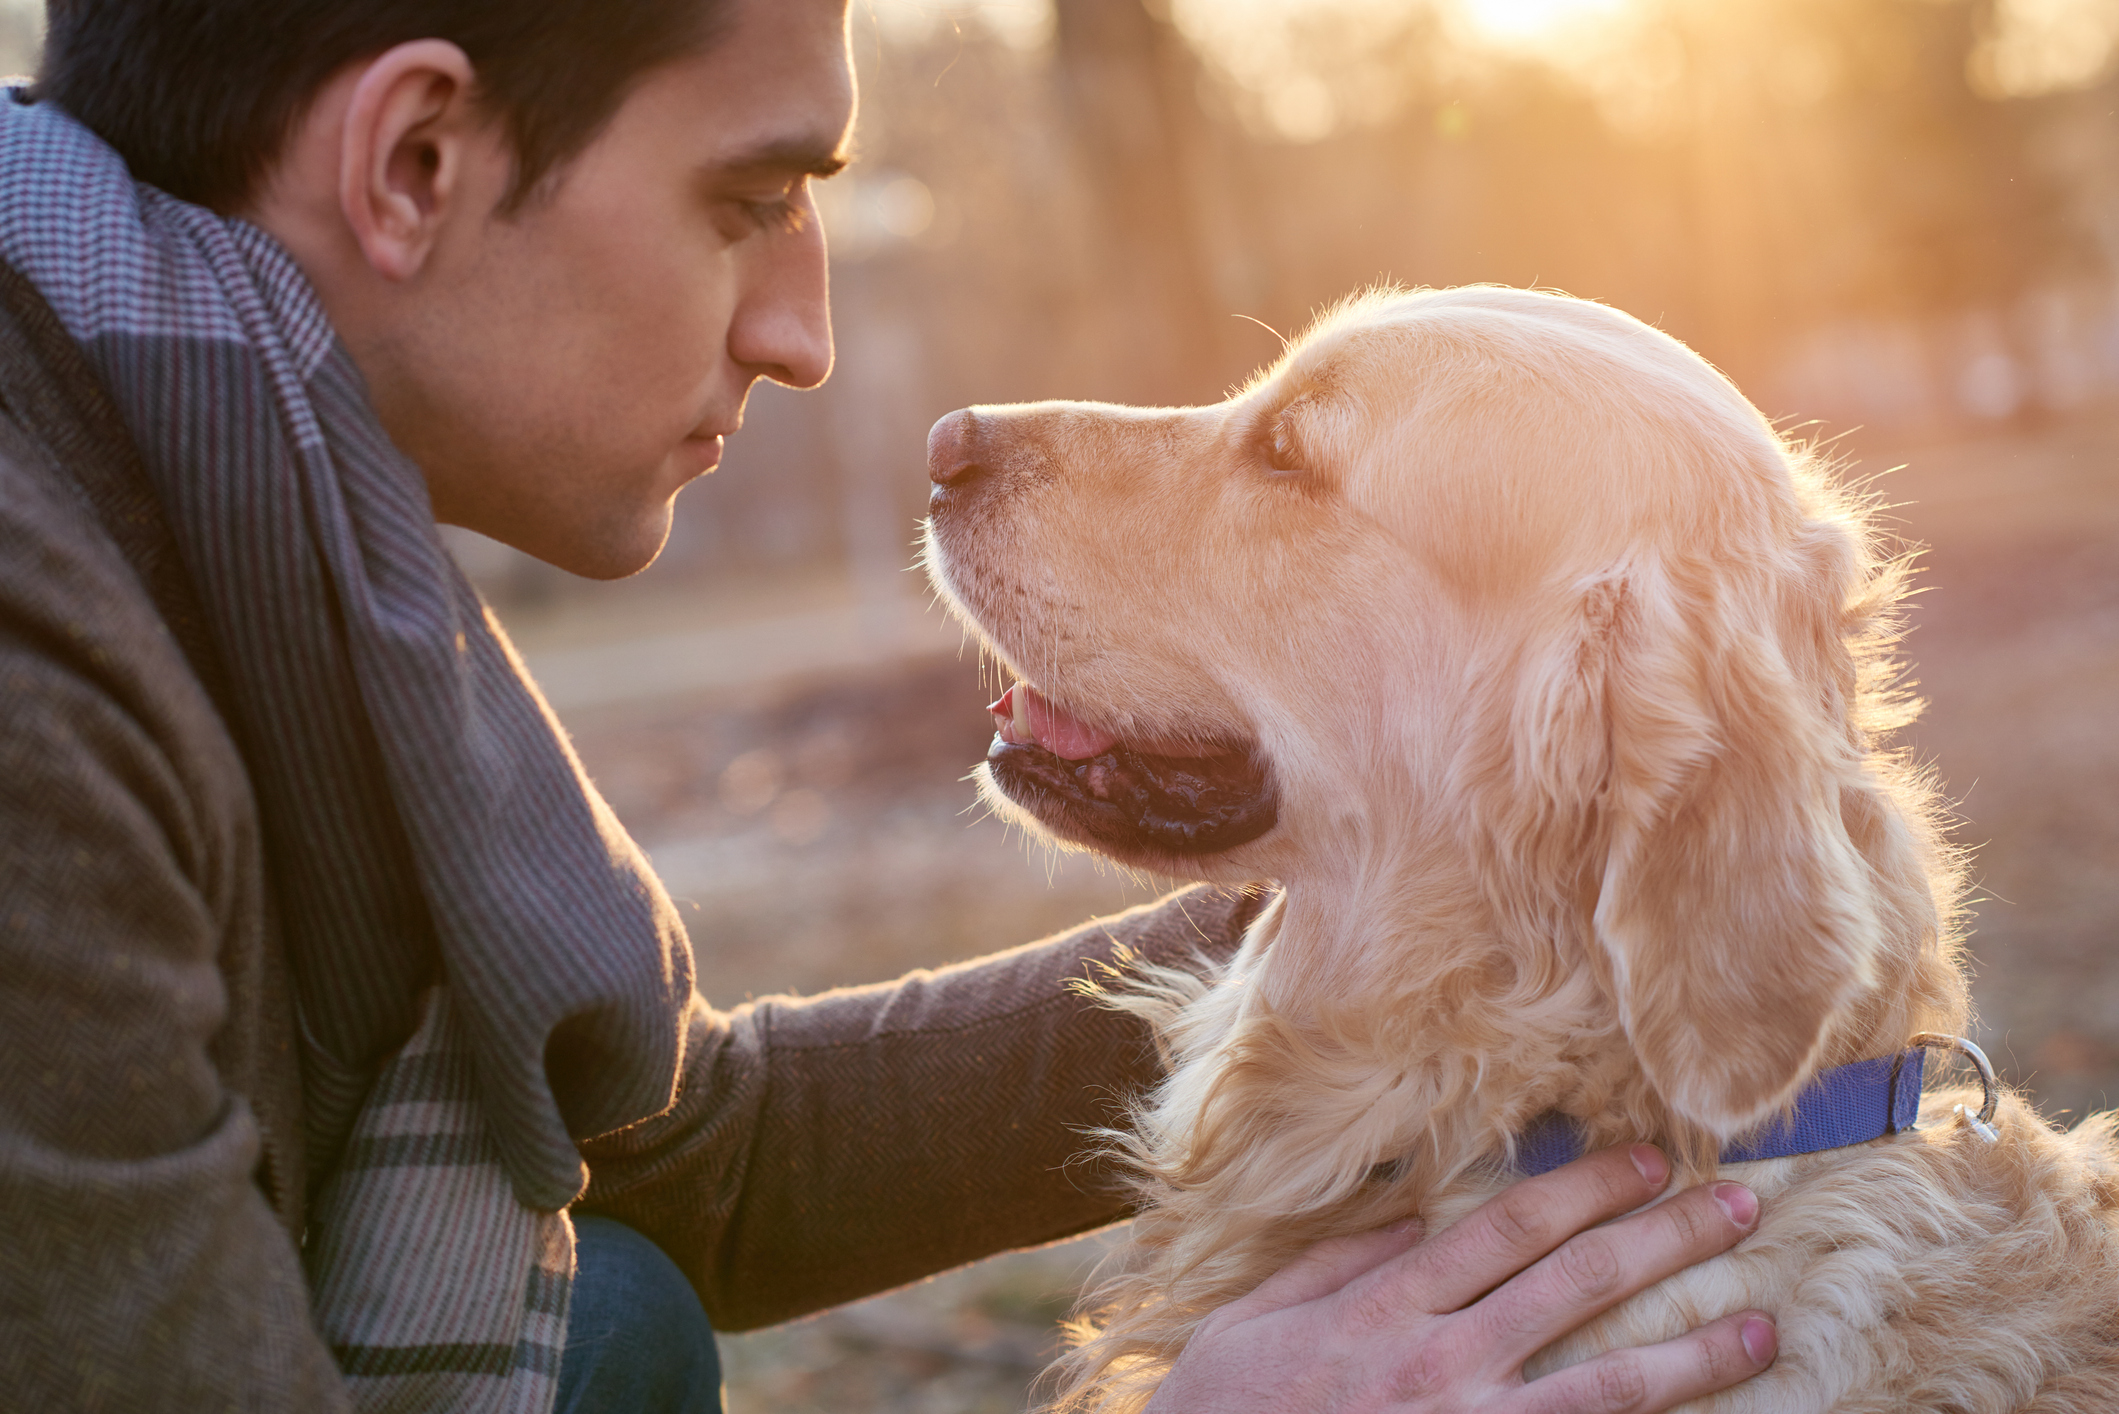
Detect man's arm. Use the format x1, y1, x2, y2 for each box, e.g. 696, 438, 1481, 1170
0, 554, 349, 1407
580, 896, 1775, 1414
579, 883, 1266, 1331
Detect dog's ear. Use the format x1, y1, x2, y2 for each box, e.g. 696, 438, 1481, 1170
1534, 546, 1884, 1135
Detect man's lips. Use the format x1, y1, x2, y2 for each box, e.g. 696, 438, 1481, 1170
988, 684, 1222, 760
677, 431, 725, 475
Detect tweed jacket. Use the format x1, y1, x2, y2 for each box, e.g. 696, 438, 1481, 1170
0, 256, 1265, 1408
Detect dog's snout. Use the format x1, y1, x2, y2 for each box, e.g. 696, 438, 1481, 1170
927, 408, 988, 489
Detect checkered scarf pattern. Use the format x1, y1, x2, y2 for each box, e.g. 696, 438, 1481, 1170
0, 94, 696, 1409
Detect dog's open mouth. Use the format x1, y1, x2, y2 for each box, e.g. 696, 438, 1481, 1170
982, 682, 1278, 857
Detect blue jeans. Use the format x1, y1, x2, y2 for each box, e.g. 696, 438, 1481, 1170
556, 1214, 723, 1414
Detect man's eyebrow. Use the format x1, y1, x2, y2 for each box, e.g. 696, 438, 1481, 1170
714, 138, 852, 180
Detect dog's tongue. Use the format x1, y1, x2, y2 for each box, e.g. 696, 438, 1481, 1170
990, 684, 1119, 760
988, 683, 1228, 760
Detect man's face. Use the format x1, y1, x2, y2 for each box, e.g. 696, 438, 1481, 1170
369, 0, 852, 578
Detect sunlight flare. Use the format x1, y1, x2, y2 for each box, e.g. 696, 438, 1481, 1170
1455, 0, 1631, 44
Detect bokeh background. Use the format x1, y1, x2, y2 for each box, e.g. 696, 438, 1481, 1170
502, 0, 2119, 1401
8, 0, 2116, 1407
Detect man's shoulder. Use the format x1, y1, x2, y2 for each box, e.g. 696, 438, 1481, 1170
0, 402, 133, 608
0, 382, 192, 722
0, 251, 250, 730
0, 289, 254, 859
0, 298, 318, 1369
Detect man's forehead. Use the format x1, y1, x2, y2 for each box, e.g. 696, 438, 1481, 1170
673, 0, 854, 169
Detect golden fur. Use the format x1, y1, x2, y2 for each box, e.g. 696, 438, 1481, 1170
921, 286, 2119, 1412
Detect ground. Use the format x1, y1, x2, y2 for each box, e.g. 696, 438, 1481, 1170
506, 406, 2119, 1413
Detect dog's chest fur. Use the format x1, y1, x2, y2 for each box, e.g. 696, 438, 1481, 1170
1419, 1093, 2119, 1411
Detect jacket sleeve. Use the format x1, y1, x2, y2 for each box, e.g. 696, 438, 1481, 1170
0, 576, 351, 1407
578, 882, 1267, 1331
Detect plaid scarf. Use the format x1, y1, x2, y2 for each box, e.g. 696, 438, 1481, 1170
0, 93, 695, 1408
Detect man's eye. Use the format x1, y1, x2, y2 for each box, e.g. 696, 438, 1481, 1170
743, 196, 809, 235
733, 197, 806, 236
1266, 415, 1303, 473
714, 179, 813, 241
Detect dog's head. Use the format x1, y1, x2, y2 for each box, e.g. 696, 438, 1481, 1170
923, 286, 1960, 1141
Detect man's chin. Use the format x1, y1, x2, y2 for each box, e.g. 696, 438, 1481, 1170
448, 502, 675, 582
544, 444, 718, 579
552, 516, 674, 580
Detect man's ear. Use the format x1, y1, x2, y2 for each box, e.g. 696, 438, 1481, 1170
337, 40, 484, 283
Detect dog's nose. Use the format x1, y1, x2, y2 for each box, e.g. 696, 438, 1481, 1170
927, 408, 987, 487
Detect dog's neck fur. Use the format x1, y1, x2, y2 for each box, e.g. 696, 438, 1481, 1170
1122, 792, 1968, 1267
1070, 778, 1971, 1414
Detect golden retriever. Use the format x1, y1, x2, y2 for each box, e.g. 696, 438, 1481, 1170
919, 286, 2119, 1412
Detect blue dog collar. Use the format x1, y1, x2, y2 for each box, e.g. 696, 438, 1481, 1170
1511, 1034, 1996, 1177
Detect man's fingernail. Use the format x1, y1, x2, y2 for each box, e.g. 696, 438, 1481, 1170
1712, 1182, 1759, 1228
1629, 1144, 1669, 1186
1741, 1315, 1776, 1364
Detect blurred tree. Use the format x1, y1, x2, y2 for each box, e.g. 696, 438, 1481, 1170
1052, 0, 1233, 402
498, 0, 2119, 608
1661, 0, 2082, 352
1163, 0, 2098, 391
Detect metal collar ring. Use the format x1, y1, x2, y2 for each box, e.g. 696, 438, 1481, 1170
1910, 1031, 2000, 1135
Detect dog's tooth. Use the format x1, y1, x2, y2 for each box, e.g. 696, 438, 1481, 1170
1012, 682, 1039, 745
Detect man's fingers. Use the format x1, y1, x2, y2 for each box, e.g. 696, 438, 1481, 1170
1515, 1309, 1778, 1414
1207, 1222, 1424, 1330
1462, 1179, 1760, 1367
1369, 1145, 1673, 1315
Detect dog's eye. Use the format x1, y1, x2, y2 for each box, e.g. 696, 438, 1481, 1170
1266, 415, 1303, 474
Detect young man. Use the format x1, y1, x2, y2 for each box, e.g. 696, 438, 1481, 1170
0, 0, 1778, 1409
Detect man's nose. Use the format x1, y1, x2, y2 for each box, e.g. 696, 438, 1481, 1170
927, 408, 988, 487
730, 220, 833, 389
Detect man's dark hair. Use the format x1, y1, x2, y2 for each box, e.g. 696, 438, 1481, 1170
39, 0, 727, 212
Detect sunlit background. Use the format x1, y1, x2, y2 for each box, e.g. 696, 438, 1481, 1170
496, 3, 2119, 1403
537, 3, 2119, 1403
7, 1, 2114, 1408
576, 0, 2119, 604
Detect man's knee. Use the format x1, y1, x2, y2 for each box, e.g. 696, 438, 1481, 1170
559, 1213, 722, 1414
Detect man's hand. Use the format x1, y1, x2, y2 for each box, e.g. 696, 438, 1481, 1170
1150, 1145, 1774, 1412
